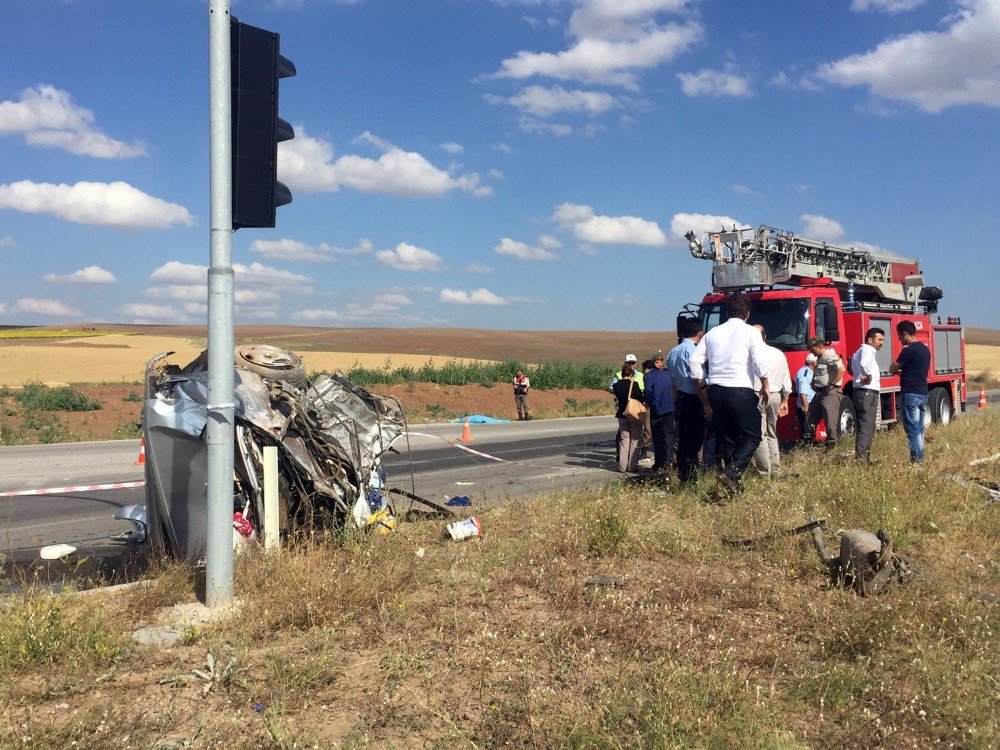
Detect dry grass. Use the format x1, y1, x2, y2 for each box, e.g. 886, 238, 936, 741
2, 415, 998, 748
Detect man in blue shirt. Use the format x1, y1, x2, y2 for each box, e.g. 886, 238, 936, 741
667, 318, 705, 482
644, 353, 674, 472
794, 353, 816, 442
890, 320, 931, 463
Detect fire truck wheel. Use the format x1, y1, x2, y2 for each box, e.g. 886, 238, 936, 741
929, 387, 952, 425
838, 394, 857, 437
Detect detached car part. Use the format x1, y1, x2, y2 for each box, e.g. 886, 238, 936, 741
142, 347, 405, 561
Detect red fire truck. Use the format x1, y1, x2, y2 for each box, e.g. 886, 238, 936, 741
678, 225, 966, 442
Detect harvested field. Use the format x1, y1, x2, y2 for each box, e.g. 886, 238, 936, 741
58, 324, 676, 363
0, 334, 491, 387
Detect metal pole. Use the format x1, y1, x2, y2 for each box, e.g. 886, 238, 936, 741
206, 0, 234, 607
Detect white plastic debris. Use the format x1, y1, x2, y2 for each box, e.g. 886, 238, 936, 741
40, 544, 77, 560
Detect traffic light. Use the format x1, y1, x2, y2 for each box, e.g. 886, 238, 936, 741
230, 17, 296, 230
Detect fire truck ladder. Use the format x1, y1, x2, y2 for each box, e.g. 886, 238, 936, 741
684, 225, 935, 312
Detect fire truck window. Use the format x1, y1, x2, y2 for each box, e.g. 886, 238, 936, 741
748, 299, 809, 351
815, 300, 834, 342
699, 304, 725, 333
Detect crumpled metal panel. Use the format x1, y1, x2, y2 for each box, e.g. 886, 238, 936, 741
143, 350, 404, 560
713, 261, 783, 289
307, 372, 405, 482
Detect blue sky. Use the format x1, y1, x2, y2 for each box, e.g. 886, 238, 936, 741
1, 0, 998, 330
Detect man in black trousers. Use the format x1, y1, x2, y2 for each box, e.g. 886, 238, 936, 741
667, 318, 706, 482
689, 294, 770, 495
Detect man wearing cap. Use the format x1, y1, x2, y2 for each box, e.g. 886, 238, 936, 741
643, 353, 675, 472
794, 353, 817, 442
689, 294, 770, 495
609, 354, 643, 465
752, 324, 792, 477
851, 327, 884, 463
807, 337, 846, 449
668, 318, 706, 482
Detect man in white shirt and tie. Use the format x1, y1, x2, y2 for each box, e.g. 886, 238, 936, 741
850, 327, 884, 463
689, 294, 770, 495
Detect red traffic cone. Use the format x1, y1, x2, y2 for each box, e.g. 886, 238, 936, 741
134, 438, 146, 465
460, 417, 473, 443
978, 387, 988, 410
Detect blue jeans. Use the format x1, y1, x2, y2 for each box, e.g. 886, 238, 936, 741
901, 393, 928, 463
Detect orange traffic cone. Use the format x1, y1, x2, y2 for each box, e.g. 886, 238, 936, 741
460, 417, 473, 443
134, 438, 146, 465
978, 387, 988, 410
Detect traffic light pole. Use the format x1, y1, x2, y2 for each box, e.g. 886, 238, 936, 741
206, 0, 235, 607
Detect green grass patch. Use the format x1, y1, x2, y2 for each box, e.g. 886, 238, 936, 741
336, 357, 613, 390
14, 381, 101, 412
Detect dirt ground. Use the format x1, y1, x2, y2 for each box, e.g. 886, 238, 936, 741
0, 382, 613, 444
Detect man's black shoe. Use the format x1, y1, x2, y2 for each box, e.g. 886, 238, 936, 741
716, 472, 739, 495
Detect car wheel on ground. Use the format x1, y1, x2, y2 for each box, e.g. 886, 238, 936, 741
929, 387, 952, 425
839, 393, 857, 437
234, 345, 306, 386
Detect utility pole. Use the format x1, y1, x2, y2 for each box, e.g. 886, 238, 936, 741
206, 0, 235, 607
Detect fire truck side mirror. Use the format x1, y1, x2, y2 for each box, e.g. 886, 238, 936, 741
824, 305, 840, 342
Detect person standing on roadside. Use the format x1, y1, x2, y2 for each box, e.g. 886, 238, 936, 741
689, 294, 770, 495
512, 368, 531, 421
890, 321, 931, 463
612, 361, 645, 473
807, 337, 846, 450
643, 353, 675, 473
752, 325, 792, 477
794, 353, 817, 442
609, 354, 641, 465
668, 318, 706, 482
851, 328, 885, 463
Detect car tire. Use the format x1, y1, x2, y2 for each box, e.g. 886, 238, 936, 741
839, 393, 857, 437
234, 345, 306, 386
929, 387, 952, 425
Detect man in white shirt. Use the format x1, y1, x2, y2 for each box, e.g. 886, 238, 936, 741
689, 294, 770, 495
752, 325, 792, 477
850, 327, 884, 463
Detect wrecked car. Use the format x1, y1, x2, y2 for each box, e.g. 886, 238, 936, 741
141, 345, 406, 560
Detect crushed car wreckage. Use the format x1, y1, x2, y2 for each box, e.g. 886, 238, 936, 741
141, 345, 407, 560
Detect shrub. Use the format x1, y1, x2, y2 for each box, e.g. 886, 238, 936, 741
14, 382, 101, 412
340, 358, 613, 391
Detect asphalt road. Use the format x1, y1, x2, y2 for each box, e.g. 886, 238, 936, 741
0, 415, 621, 565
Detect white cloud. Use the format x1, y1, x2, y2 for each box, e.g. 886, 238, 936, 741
486, 85, 622, 116
119, 303, 178, 321
552, 202, 668, 246
669, 212, 747, 241
800, 214, 846, 243
489, 168, 504, 179
0, 235, 16, 248
375, 243, 444, 271
13, 298, 82, 317
440, 142, 465, 154
518, 117, 574, 136
43, 265, 117, 284
439, 288, 510, 305
249, 237, 372, 262
0, 85, 146, 158
465, 263, 495, 274
495, 237, 559, 261
817, 0, 1000, 113
0, 181, 194, 229
732, 183, 762, 198
491, 142, 514, 154
0, 303, 6, 314
278, 127, 491, 196
851, 0, 926, 12
677, 67, 752, 98
538, 234, 563, 249
492, 1, 703, 89
292, 289, 417, 324
149, 260, 313, 292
